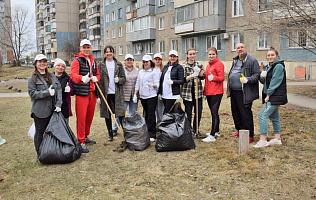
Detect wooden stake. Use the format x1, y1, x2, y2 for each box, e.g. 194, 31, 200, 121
239, 130, 249, 154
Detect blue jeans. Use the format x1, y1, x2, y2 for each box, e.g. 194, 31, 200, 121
113, 100, 138, 131
258, 102, 281, 136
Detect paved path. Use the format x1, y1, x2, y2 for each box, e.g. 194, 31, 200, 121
1, 81, 315, 109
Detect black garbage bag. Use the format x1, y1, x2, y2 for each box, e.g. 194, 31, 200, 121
38, 112, 81, 164
122, 112, 150, 151
155, 102, 195, 152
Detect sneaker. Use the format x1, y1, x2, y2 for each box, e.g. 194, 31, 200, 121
81, 143, 90, 153
202, 135, 216, 142
113, 130, 117, 137
193, 131, 202, 138
214, 132, 221, 138
230, 131, 239, 137
268, 138, 282, 146
150, 138, 156, 142
253, 140, 269, 148
85, 137, 96, 144
249, 136, 254, 143
108, 131, 113, 141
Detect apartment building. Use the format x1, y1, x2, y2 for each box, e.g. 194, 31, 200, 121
0, 0, 13, 64
36, 0, 79, 64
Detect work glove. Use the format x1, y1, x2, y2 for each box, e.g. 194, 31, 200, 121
147, 82, 154, 88
240, 74, 248, 84
208, 73, 214, 81
82, 73, 90, 83
91, 76, 98, 83
97, 98, 101, 105
54, 107, 61, 112
48, 85, 55, 96
114, 76, 119, 83
203, 95, 207, 101
166, 78, 173, 85
193, 66, 201, 73
191, 71, 199, 77
260, 71, 267, 78
133, 94, 138, 103
158, 94, 162, 100
64, 82, 70, 93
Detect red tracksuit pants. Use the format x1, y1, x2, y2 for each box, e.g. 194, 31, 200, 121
75, 92, 97, 144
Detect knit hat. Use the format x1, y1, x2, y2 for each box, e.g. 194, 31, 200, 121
54, 58, 66, 67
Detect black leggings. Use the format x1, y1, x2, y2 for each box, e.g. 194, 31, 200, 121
141, 96, 158, 138
206, 94, 223, 136
104, 94, 124, 132
33, 114, 51, 156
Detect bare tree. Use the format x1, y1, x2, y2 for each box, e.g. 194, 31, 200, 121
62, 36, 80, 63
0, 6, 34, 66
247, 0, 316, 56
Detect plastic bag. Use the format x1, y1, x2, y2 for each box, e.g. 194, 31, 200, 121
122, 112, 150, 151
38, 112, 81, 164
27, 123, 35, 140
155, 102, 195, 152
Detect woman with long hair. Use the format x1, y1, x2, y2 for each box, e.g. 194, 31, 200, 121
181, 48, 204, 138
158, 50, 184, 114
202, 47, 225, 142
254, 47, 287, 148
27, 54, 62, 158
98, 45, 126, 142
153, 53, 164, 124
134, 55, 160, 141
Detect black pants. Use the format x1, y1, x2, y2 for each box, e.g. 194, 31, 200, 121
230, 90, 254, 138
105, 94, 124, 133
33, 114, 51, 156
162, 99, 177, 114
183, 97, 203, 132
206, 94, 223, 136
141, 96, 158, 138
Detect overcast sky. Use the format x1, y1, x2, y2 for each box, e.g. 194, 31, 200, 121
11, 0, 37, 55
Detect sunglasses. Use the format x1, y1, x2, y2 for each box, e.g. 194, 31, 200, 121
142, 61, 149, 63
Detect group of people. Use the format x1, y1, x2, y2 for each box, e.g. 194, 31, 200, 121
28, 39, 287, 157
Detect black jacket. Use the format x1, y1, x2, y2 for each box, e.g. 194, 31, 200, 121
158, 62, 184, 96
54, 71, 70, 118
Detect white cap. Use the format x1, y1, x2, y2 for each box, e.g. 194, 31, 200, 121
153, 53, 162, 59
169, 50, 178, 57
54, 58, 66, 67
142, 55, 152, 61
125, 54, 134, 60
80, 39, 91, 47
33, 54, 47, 64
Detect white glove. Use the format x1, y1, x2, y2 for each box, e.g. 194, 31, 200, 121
97, 98, 101, 105
191, 71, 199, 77
114, 76, 119, 83
54, 107, 61, 112
260, 71, 267, 78
133, 94, 137, 103
82, 73, 90, 83
64, 82, 70, 93
193, 66, 201, 73
91, 76, 98, 83
241, 77, 248, 84
158, 94, 162, 100
166, 79, 173, 85
208, 74, 214, 81
48, 85, 55, 96
203, 95, 207, 101
147, 82, 154, 87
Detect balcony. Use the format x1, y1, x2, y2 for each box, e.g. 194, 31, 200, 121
92, 45, 101, 51
80, 8, 86, 14
126, 28, 156, 42
51, 8, 55, 13
137, 0, 155, 18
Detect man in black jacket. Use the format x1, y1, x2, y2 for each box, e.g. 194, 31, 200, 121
227, 43, 260, 143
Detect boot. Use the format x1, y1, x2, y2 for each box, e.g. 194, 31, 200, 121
108, 131, 113, 141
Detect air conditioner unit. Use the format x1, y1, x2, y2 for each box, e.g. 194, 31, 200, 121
221, 33, 229, 40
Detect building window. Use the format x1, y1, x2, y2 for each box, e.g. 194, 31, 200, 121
134, 43, 142, 55
231, 33, 244, 51
158, 0, 165, 6
106, 14, 109, 23
145, 42, 154, 54
194, 0, 214, 18
185, 37, 198, 50
257, 33, 271, 49
288, 31, 308, 48
119, 27, 123, 37
119, 46, 123, 55
171, 15, 176, 28
158, 17, 165, 30
118, 8, 123, 19
206, 35, 221, 51
126, 5, 131, 13
176, 4, 194, 24
112, 29, 116, 38
258, 0, 273, 12
106, 30, 109, 39
232, 0, 244, 17
158, 41, 165, 53
112, 11, 116, 21
126, 45, 130, 54
171, 40, 178, 51
105, 0, 109, 6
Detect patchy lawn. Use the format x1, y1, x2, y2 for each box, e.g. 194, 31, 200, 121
287, 86, 316, 99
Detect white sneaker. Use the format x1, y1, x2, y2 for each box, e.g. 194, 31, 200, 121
268, 138, 282, 146
202, 135, 216, 142
206, 132, 211, 136
214, 132, 220, 138
253, 140, 269, 148
150, 138, 156, 142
